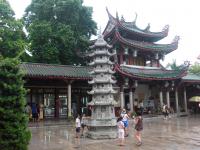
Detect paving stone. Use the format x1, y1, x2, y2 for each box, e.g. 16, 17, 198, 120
29, 115, 200, 150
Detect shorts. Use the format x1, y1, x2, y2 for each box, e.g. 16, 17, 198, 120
135, 125, 143, 131
118, 129, 124, 139
81, 124, 86, 128
32, 113, 38, 119
122, 120, 128, 128
76, 127, 80, 133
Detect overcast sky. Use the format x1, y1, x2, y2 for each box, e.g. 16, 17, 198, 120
7, 0, 200, 66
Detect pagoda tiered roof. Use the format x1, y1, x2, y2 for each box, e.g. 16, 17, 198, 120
109, 30, 179, 54
89, 69, 115, 74
103, 8, 169, 42
114, 64, 188, 80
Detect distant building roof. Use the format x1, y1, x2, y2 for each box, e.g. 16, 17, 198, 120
182, 73, 200, 83
115, 64, 188, 80
20, 63, 91, 80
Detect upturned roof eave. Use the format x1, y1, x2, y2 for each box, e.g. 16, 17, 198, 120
104, 8, 169, 41
111, 30, 178, 53
114, 64, 187, 81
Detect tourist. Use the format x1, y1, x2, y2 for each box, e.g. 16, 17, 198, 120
36, 104, 40, 121
25, 103, 32, 121
75, 115, 81, 138
81, 114, 87, 137
162, 104, 169, 120
120, 108, 126, 117
134, 111, 143, 146
121, 109, 129, 137
31, 103, 38, 123
117, 117, 125, 146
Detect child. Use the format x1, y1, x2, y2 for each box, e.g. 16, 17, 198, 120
75, 115, 81, 138
121, 109, 129, 137
117, 117, 125, 146
134, 111, 143, 146
81, 114, 87, 136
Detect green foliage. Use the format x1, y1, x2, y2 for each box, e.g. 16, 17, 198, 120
0, 1, 31, 149
0, 0, 27, 60
0, 58, 31, 150
189, 62, 200, 75
24, 0, 97, 65
166, 59, 180, 70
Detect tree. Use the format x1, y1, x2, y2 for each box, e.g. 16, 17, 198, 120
0, 0, 27, 60
0, 58, 31, 150
166, 59, 180, 70
24, 0, 97, 65
0, 1, 31, 149
189, 62, 200, 75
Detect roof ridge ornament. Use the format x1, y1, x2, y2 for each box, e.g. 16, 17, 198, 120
133, 12, 138, 25
121, 15, 125, 22
116, 11, 119, 20
106, 7, 116, 24
172, 36, 180, 43
162, 25, 169, 32
144, 23, 151, 31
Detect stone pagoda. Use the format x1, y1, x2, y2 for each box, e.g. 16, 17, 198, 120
86, 34, 117, 139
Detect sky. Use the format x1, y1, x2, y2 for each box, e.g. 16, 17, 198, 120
7, 0, 200, 66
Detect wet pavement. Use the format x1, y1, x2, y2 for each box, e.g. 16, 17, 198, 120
29, 115, 200, 150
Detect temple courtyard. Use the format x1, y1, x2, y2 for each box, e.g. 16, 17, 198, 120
29, 115, 200, 150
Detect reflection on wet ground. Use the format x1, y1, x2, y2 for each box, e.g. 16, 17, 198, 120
29, 115, 200, 150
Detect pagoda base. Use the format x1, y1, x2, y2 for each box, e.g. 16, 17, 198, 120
86, 126, 117, 139
85, 115, 117, 139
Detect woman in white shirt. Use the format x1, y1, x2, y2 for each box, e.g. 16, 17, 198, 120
75, 115, 81, 138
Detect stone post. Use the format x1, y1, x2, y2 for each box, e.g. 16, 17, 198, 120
129, 89, 133, 112
166, 91, 170, 108
184, 87, 188, 113
120, 89, 124, 109
175, 88, 179, 114
159, 91, 163, 108
68, 83, 71, 117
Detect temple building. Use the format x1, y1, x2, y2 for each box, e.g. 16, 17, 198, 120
21, 10, 200, 119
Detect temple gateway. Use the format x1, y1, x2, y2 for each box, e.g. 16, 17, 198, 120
21, 9, 200, 120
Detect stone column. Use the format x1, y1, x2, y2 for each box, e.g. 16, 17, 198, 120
166, 91, 170, 108
120, 86, 124, 109
175, 88, 179, 113
68, 83, 72, 117
129, 89, 133, 112
184, 87, 188, 113
159, 91, 163, 107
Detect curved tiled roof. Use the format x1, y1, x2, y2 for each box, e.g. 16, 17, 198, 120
103, 8, 169, 42
110, 31, 179, 53
115, 64, 188, 80
20, 63, 91, 80
182, 73, 200, 83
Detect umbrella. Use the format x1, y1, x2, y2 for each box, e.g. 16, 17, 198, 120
189, 96, 200, 102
